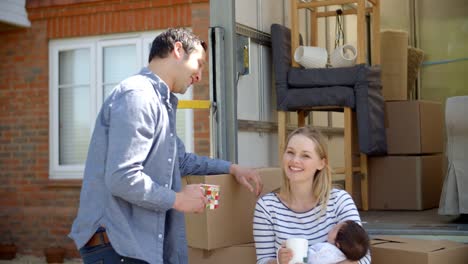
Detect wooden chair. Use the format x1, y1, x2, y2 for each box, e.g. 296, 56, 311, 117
273, 0, 381, 211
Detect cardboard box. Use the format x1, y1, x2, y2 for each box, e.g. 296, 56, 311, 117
333, 174, 363, 210
385, 100, 443, 154
380, 30, 408, 101
188, 244, 256, 264
184, 167, 282, 250
371, 236, 468, 264
369, 155, 443, 210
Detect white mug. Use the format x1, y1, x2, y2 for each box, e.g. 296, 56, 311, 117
286, 237, 308, 264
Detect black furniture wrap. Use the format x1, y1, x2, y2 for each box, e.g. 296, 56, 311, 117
271, 23, 387, 155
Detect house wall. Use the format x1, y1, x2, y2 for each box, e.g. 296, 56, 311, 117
0, 0, 210, 258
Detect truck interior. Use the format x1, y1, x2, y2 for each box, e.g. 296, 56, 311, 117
206, 0, 468, 243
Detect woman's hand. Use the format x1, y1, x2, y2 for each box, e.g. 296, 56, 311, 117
277, 243, 293, 264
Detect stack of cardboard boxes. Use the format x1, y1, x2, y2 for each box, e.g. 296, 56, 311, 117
183, 167, 283, 264
369, 30, 445, 211
368, 31, 468, 264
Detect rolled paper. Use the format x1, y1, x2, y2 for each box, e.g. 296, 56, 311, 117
294, 46, 328, 68
330, 44, 357, 68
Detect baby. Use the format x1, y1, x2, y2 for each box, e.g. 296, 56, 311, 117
308, 220, 370, 264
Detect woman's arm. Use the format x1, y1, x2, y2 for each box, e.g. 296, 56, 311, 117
253, 197, 277, 264
334, 190, 371, 264
357, 253, 371, 264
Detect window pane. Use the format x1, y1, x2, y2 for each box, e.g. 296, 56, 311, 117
59, 49, 90, 85
58, 48, 91, 165
175, 91, 193, 152
59, 86, 91, 165
103, 45, 137, 99
104, 84, 117, 99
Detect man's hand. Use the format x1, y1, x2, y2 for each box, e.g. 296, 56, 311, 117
173, 184, 207, 213
229, 164, 263, 197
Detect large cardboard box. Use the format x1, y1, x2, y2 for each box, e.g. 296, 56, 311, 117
188, 243, 256, 264
369, 155, 443, 210
333, 174, 363, 210
385, 100, 443, 154
183, 167, 282, 250
371, 236, 468, 264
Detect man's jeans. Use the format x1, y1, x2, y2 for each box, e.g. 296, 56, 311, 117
79, 243, 148, 264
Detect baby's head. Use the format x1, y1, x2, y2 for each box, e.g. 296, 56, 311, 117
328, 220, 370, 261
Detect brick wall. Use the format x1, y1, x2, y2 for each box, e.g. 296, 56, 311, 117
0, 0, 210, 258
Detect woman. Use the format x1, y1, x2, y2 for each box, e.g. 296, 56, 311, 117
253, 127, 370, 264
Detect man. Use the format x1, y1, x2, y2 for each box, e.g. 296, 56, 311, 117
69, 28, 263, 264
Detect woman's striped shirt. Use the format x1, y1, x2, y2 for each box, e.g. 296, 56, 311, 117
253, 188, 371, 264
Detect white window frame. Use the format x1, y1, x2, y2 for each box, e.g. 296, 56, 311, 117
49, 31, 194, 179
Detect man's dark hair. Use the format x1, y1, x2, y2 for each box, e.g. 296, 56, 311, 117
148, 28, 207, 63
335, 220, 370, 261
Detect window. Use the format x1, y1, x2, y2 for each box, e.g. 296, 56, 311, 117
49, 31, 194, 179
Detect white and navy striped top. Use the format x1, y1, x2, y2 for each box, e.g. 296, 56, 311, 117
253, 189, 371, 264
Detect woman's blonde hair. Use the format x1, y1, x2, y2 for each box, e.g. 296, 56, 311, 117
279, 126, 332, 215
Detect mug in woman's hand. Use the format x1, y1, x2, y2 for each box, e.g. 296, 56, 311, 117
286, 237, 308, 264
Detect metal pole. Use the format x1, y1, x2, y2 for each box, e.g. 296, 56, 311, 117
209, 0, 238, 162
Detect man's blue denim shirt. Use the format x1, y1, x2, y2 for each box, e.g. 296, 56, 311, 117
69, 67, 231, 264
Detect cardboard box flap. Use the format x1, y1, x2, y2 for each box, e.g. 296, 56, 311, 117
371, 235, 409, 242
184, 167, 281, 195
371, 236, 468, 264
371, 237, 407, 245
372, 236, 465, 253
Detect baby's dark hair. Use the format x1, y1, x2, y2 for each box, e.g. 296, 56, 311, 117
335, 220, 370, 261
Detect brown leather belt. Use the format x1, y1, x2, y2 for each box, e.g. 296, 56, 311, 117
85, 231, 110, 247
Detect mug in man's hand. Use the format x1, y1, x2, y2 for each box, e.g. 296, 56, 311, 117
200, 184, 220, 210
286, 237, 308, 264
